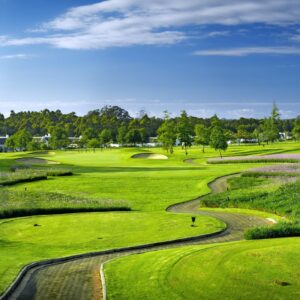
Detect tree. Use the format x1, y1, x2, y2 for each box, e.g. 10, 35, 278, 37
177, 111, 193, 155
253, 127, 264, 145
292, 117, 300, 140
262, 103, 280, 143
210, 126, 228, 158
5, 136, 16, 150
157, 112, 177, 154
6, 130, 32, 151
126, 129, 142, 145
49, 127, 69, 149
88, 138, 100, 149
99, 129, 112, 146
262, 117, 278, 144
194, 124, 210, 152
236, 125, 252, 142
117, 126, 128, 145
27, 140, 42, 151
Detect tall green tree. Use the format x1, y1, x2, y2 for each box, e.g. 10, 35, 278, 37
49, 127, 69, 149
157, 112, 177, 154
210, 121, 228, 158
125, 129, 142, 145
194, 124, 210, 153
99, 128, 113, 146
177, 111, 193, 155
15, 130, 32, 150
117, 125, 128, 145
292, 117, 300, 140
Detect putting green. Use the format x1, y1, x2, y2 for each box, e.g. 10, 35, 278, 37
105, 237, 300, 300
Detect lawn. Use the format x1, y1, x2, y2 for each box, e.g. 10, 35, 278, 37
1, 142, 300, 296
105, 237, 300, 300
0, 211, 225, 293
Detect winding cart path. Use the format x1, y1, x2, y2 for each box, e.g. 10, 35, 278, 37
4, 174, 270, 300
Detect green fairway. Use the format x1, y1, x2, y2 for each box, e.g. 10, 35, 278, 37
3, 143, 300, 212
105, 237, 300, 300
1, 142, 300, 297
0, 211, 225, 293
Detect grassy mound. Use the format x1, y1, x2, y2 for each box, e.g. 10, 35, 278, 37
105, 238, 300, 300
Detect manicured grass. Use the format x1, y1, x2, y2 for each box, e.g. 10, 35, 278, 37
105, 237, 300, 300
4, 144, 299, 211
1, 142, 300, 296
0, 211, 225, 293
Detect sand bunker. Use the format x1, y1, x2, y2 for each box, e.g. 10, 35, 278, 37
16, 157, 60, 165
132, 153, 168, 160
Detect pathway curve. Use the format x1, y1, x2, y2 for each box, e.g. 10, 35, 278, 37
4, 174, 270, 300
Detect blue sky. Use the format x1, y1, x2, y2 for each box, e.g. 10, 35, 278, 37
1, 0, 300, 118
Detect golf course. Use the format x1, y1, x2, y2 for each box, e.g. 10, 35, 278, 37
0, 142, 299, 299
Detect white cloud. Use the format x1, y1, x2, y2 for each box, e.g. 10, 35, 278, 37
194, 46, 300, 56
206, 31, 231, 38
0, 54, 30, 60
2, 0, 300, 50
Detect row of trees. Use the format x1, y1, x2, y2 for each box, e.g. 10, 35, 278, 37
158, 112, 227, 156
1, 104, 300, 153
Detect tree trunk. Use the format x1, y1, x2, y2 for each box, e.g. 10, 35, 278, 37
219, 150, 222, 158
202, 145, 205, 153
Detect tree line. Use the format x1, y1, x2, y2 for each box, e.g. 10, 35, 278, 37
1, 104, 300, 153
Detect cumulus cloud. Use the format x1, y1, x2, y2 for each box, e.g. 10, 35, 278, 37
2, 0, 300, 50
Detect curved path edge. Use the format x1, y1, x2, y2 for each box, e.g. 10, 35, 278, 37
1, 172, 267, 300
0, 226, 227, 300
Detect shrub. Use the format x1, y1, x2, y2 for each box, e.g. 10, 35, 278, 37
245, 222, 300, 239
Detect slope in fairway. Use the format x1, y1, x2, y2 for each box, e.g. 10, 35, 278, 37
105, 237, 300, 300
0, 211, 225, 294
5, 145, 298, 211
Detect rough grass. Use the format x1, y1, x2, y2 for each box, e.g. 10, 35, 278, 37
0, 168, 73, 186
105, 238, 300, 300
245, 222, 300, 239
201, 176, 300, 219
0, 189, 131, 218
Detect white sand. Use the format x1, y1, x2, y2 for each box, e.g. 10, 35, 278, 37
132, 153, 168, 160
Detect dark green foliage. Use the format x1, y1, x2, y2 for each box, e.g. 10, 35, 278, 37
194, 123, 210, 152
292, 117, 300, 140
209, 126, 228, 157
245, 222, 300, 239
157, 112, 177, 153
177, 111, 193, 155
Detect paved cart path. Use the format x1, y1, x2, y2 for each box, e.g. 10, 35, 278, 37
4, 174, 270, 300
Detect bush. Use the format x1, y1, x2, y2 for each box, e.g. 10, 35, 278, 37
245, 222, 300, 239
